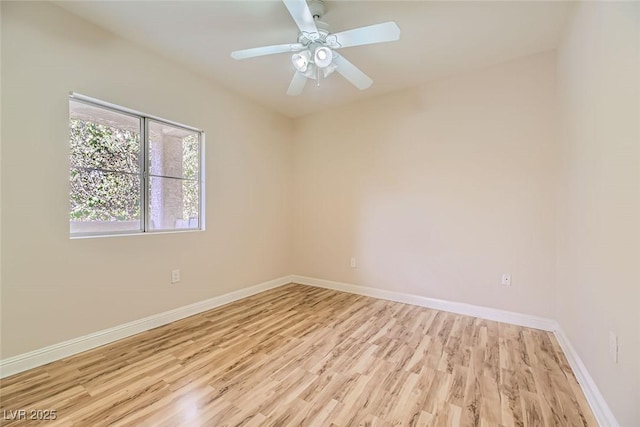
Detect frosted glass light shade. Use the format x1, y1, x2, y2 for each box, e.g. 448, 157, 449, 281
292, 50, 311, 72
314, 46, 333, 68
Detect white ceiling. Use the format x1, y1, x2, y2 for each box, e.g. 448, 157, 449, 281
54, 1, 575, 118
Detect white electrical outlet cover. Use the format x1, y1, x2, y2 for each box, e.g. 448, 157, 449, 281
171, 270, 180, 283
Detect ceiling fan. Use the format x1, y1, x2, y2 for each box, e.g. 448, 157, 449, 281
230, 0, 401, 96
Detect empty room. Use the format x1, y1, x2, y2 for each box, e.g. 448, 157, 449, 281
0, 0, 638, 426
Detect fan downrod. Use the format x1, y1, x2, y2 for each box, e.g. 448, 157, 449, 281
308, 0, 326, 20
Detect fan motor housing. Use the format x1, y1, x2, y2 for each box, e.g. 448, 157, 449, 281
298, 20, 330, 44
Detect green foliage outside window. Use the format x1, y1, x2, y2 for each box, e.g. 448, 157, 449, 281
182, 134, 200, 220
69, 119, 140, 222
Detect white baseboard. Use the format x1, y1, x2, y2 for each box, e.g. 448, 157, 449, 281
292, 275, 557, 331
554, 328, 620, 427
0, 275, 293, 379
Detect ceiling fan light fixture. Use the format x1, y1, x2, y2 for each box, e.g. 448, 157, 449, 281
314, 46, 333, 68
291, 50, 311, 72
230, 0, 401, 95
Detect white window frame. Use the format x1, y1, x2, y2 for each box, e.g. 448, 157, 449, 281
69, 93, 206, 238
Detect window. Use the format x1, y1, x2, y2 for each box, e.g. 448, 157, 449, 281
69, 94, 204, 237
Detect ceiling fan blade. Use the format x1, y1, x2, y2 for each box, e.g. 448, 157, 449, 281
287, 72, 307, 96
282, 0, 319, 37
231, 43, 304, 60
326, 21, 400, 49
333, 54, 373, 90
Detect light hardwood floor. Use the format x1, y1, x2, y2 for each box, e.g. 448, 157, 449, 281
1, 284, 597, 426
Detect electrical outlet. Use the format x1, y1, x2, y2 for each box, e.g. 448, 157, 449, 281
609, 332, 618, 363
350, 257, 357, 268
501, 273, 511, 286
171, 269, 181, 284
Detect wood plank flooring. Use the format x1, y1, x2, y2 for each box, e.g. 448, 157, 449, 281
0, 284, 597, 426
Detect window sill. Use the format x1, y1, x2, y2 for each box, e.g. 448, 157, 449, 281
70, 228, 204, 240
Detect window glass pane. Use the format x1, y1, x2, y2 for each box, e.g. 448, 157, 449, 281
69, 100, 140, 174
148, 120, 199, 180
70, 169, 141, 234
149, 177, 199, 230
69, 100, 143, 235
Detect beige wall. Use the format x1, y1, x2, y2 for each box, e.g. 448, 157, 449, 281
556, 2, 639, 425
293, 52, 558, 318
0, 2, 292, 358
